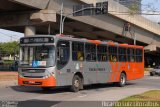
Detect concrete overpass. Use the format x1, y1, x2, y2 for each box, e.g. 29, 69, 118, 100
0, 0, 160, 58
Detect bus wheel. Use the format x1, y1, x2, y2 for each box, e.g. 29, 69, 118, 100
118, 73, 126, 87
150, 72, 155, 76
41, 87, 51, 91
71, 75, 81, 92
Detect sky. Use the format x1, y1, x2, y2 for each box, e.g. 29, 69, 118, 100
0, 29, 24, 43
142, 0, 160, 22
0, 0, 160, 43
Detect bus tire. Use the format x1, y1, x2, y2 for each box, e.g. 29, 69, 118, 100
71, 75, 81, 92
118, 73, 126, 87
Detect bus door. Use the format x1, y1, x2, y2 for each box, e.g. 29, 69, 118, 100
56, 40, 70, 86
71, 42, 85, 79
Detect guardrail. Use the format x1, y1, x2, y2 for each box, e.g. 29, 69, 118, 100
0, 65, 11, 71
0, 65, 18, 71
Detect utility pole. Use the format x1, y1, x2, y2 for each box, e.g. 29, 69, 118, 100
134, 34, 136, 45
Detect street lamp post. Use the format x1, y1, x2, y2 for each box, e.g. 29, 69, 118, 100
59, 3, 63, 34
59, 2, 108, 34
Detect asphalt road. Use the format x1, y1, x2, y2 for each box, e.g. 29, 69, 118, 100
0, 75, 160, 107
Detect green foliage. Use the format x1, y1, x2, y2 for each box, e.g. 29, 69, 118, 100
128, 4, 139, 15
114, 90, 160, 107
3, 60, 14, 65
0, 41, 19, 56
119, 90, 160, 101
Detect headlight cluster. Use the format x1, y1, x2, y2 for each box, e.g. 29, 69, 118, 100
43, 72, 55, 79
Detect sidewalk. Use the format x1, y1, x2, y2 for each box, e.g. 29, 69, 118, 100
0, 72, 18, 87
70, 87, 158, 101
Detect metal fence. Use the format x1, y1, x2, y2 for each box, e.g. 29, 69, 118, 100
0, 65, 11, 71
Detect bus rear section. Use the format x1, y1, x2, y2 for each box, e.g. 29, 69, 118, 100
103, 43, 144, 86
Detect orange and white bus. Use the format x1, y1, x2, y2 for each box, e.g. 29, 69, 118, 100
18, 35, 144, 92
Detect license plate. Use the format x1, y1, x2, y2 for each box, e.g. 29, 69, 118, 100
29, 81, 35, 84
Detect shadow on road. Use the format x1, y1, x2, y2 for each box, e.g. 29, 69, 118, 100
18, 100, 61, 107
10, 86, 70, 94
84, 82, 136, 91
10, 82, 136, 94
18, 100, 102, 107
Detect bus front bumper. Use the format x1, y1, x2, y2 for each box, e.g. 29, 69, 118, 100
18, 76, 56, 87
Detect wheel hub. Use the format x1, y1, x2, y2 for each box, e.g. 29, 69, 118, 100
121, 76, 125, 85
74, 79, 79, 88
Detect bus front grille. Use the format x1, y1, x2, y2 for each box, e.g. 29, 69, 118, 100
21, 69, 45, 78
23, 76, 44, 78
22, 69, 45, 73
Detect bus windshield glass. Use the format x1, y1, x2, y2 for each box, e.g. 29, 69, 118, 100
20, 46, 55, 68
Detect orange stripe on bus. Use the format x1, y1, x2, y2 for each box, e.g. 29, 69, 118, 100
88, 40, 101, 45
18, 76, 56, 87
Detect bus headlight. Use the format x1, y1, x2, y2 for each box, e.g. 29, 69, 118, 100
43, 72, 55, 79
18, 71, 23, 77
51, 72, 55, 76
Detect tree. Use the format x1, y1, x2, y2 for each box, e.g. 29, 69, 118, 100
128, 0, 160, 15
0, 41, 19, 56
128, 4, 139, 15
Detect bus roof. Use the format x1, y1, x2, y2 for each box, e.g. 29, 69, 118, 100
55, 35, 144, 49
21, 35, 144, 49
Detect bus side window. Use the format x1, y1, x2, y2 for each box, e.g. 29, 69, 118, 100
97, 45, 108, 62
127, 48, 135, 62
136, 49, 143, 62
85, 43, 96, 61
57, 41, 70, 70
118, 47, 127, 62
72, 42, 84, 61
108, 46, 117, 62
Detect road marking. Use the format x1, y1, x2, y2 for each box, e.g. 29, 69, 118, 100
78, 95, 87, 98
51, 104, 58, 107
146, 76, 160, 80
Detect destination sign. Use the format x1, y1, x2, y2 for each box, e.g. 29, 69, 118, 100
20, 37, 54, 44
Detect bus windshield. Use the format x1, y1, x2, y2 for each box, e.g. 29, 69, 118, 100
20, 45, 55, 68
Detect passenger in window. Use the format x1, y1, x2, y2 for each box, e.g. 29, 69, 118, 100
112, 56, 117, 62
77, 51, 83, 61
103, 55, 107, 61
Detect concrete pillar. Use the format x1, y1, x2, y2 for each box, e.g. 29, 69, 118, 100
24, 26, 36, 36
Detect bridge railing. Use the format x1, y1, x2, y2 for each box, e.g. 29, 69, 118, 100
79, 0, 160, 35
